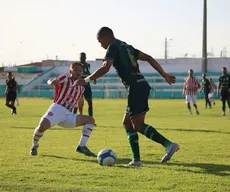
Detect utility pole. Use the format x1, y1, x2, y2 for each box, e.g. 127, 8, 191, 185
202, 0, 207, 72
164, 37, 172, 59
164, 37, 168, 59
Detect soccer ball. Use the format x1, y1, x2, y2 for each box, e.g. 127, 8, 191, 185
97, 148, 116, 166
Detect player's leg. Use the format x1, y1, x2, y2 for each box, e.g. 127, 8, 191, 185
221, 92, 227, 116
5, 98, 13, 110
75, 115, 96, 156
204, 92, 208, 108
132, 114, 179, 163
16, 96, 19, 106
30, 118, 51, 156
186, 95, 192, 114
78, 97, 84, 115
30, 104, 65, 156
212, 93, 216, 105
58, 113, 96, 156
84, 84, 93, 116
130, 82, 179, 164
192, 96, 199, 115
122, 113, 141, 166
206, 92, 212, 108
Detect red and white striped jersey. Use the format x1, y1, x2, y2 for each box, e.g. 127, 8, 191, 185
53, 73, 84, 112
210, 82, 216, 92
184, 76, 200, 95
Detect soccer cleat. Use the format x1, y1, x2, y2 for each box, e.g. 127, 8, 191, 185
11, 108, 17, 115
161, 143, 179, 163
196, 110, 199, 115
30, 145, 39, 156
222, 112, 226, 116
125, 160, 142, 167
76, 145, 96, 157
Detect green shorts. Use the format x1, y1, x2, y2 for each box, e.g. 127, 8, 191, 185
83, 84, 92, 100
126, 81, 151, 119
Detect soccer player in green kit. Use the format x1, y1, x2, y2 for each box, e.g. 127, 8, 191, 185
73, 27, 179, 167
74, 52, 95, 116
217, 67, 230, 116
200, 73, 212, 109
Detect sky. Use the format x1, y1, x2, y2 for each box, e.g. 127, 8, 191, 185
0, 0, 229, 65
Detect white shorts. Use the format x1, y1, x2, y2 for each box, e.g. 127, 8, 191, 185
41, 103, 77, 128
208, 92, 215, 99
185, 95, 197, 104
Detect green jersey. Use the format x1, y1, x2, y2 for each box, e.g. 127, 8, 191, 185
82, 63, 91, 78
104, 39, 146, 87
202, 78, 210, 93
218, 74, 230, 92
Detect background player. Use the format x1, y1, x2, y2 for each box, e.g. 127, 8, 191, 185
217, 67, 230, 116
30, 62, 96, 157
200, 73, 212, 109
74, 52, 95, 116
182, 69, 200, 115
5, 72, 18, 114
73, 27, 179, 167
208, 78, 217, 106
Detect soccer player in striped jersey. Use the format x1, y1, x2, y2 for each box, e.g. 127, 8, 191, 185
217, 67, 230, 116
30, 62, 96, 157
182, 69, 201, 115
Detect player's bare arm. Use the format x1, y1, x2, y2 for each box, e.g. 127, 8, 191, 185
200, 86, 204, 92
138, 52, 176, 85
47, 78, 60, 86
182, 82, 186, 95
73, 60, 113, 86
217, 82, 221, 96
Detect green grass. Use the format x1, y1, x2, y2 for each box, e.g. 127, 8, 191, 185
0, 98, 230, 192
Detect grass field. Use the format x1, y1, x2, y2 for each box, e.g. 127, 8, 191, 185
0, 98, 230, 192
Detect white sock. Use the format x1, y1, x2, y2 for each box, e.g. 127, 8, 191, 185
79, 124, 94, 147
32, 128, 44, 147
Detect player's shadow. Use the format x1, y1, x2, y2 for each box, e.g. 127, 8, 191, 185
167, 162, 230, 176
158, 127, 230, 134
41, 154, 97, 163
117, 158, 230, 176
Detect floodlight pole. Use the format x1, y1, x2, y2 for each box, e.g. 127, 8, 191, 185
202, 0, 207, 72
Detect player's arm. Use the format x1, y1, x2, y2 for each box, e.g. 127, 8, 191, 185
47, 78, 60, 86
182, 82, 186, 95
4, 80, 8, 94
138, 52, 175, 85
217, 78, 221, 95
15, 81, 20, 93
200, 82, 204, 92
73, 44, 117, 87
47, 74, 67, 86
197, 81, 201, 89
86, 60, 112, 81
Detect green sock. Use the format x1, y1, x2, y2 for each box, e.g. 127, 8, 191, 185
126, 128, 140, 161
139, 123, 171, 148
88, 111, 93, 116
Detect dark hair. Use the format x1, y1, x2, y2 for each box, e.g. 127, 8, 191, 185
97, 27, 114, 38
70, 62, 83, 70
7, 72, 12, 75
80, 52, 86, 56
